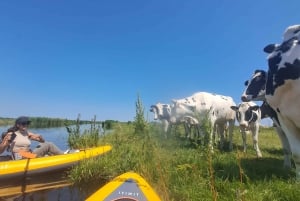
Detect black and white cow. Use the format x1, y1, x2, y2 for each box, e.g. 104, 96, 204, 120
170, 92, 236, 151
231, 102, 262, 157
241, 70, 292, 168
241, 24, 300, 178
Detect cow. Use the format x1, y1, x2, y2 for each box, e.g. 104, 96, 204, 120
150, 103, 198, 139
241, 70, 292, 168
150, 103, 172, 138
170, 92, 236, 151
182, 115, 202, 140
241, 24, 300, 178
230, 102, 262, 157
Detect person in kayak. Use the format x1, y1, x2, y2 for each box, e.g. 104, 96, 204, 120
0, 116, 64, 159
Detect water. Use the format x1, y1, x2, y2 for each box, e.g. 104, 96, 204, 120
0, 125, 105, 200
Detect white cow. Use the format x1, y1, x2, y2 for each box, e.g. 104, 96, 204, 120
182, 115, 202, 140
150, 103, 195, 138
170, 92, 236, 151
242, 24, 300, 179
231, 102, 262, 157
150, 103, 172, 138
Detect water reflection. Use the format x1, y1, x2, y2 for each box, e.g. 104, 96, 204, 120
0, 168, 88, 200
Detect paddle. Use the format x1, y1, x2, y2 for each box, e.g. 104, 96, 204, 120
18, 150, 37, 159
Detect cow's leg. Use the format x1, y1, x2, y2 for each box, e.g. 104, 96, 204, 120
283, 131, 300, 179
273, 124, 292, 168
195, 124, 201, 140
241, 130, 247, 153
191, 124, 196, 140
162, 119, 169, 139
208, 121, 216, 153
252, 126, 262, 158
185, 122, 193, 139
228, 120, 235, 151
217, 124, 225, 150
277, 116, 300, 180
213, 124, 218, 146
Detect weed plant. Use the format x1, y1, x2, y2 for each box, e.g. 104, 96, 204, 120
65, 115, 102, 149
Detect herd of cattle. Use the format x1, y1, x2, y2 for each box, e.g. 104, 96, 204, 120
150, 24, 300, 180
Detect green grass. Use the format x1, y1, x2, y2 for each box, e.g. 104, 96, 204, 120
69, 124, 300, 201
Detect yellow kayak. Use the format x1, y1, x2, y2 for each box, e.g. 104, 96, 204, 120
0, 145, 112, 179
86, 172, 161, 201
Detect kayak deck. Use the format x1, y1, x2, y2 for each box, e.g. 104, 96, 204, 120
86, 172, 161, 201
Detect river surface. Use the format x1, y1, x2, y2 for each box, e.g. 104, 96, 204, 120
0, 125, 105, 201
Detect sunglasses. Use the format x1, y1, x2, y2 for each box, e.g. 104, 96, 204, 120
20, 122, 30, 126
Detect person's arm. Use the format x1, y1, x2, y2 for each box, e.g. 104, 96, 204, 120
28, 132, 45, 143
0, 134, 11, 154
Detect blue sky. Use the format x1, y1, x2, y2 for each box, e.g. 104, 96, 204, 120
0, 1, 299, 123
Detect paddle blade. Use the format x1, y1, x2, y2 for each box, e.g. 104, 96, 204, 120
18, 150, 37, 159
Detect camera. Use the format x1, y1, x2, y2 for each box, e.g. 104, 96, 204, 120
8, 133, 17, 143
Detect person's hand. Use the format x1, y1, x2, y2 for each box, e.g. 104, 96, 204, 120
38, 135, 45, 143
28, 133, 45, 142
1, 134, 11, 146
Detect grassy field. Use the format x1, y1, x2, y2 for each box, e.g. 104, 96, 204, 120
69, 123, 299, 201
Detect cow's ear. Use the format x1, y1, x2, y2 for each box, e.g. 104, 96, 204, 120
263, 44, 276, 53
250, 105, 260, 111
230, 106, 238, 111
244, 80, 248, 86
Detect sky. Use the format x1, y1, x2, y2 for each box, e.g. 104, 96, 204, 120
0, 1, 299, 123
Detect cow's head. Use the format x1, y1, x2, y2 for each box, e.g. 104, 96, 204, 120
150, 103, 171, 120
241, 70, 267, 102
263, 25, 300, 55
150, 105, 159, 120
283, 24, 300, 42
263, 25, 300, 96
230, 102, 260, 129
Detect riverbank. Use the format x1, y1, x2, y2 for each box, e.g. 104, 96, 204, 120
71, 123, 299, 201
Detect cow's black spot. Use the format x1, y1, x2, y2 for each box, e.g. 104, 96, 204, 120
260, 101, 279, 125
268, 53, 282, 72
264, 44, 276, 53
279, 37, 296, 53
251, 113, 258, 123
272, 59, 300, 92
266, 53, 282, 95
244, 109, 252, 121
236, 112, 241, 122
293, 28, 300, 34
244, 108, 258, 123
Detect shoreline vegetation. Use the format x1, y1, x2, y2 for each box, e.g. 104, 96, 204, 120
68, 96, 299, 201
80, 123, 299, 201
1, 95, 300, 200
0, 116, 122, 129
